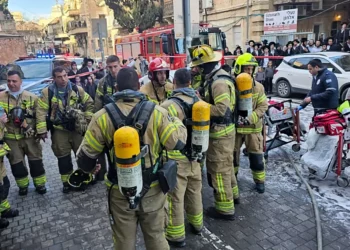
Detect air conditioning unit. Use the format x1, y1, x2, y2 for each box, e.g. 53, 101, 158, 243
312, 0, 323, 11
202, 0, 213, 9
297, 5, 307, 16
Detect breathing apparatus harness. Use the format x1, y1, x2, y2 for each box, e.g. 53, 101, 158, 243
198, 69, 239, 126
168, 90, 208, 162
102, 73, 117, 106
7, 93, 36, 137
104, 91, 177, 216
47, 83, 83, 132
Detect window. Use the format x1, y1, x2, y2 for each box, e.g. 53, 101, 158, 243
318, 58, 340, 74
99, 15, 106, 19
331, 55, 350, 72
195, 32, 223, 51
286, 58, 296, 67
147, 37, 154, 54
155, 36, 161, 54
16, 61, 51, 79
291, 57, 313, 70
131, 42, 140, 58
175, 38, 185, 54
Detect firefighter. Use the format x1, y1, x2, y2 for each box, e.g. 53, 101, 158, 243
94, 55, 121, 112
94, 55, 121, 181
0, 70, 47, 196
140, 58, 173, 104
233, 53, 268, 193
74, 67, 187, 250
161, 68, 204, 247
189, 45, 238, 220
36, 67, 94, 193
0, 111, 19, 229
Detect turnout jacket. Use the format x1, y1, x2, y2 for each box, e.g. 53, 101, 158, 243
203, 69, 236, 139
161, 88, 198, 162
0, 90, 38, 140
94, 73, 117, 112
301, 68, 339, 110
236, 81, 268, 135
140, 80, 173, 105
77, 90, 187, 175
36, 82, 94, 134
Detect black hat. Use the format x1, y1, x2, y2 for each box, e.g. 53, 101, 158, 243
87, 58, 94, 64
341, 22, 348, 26
276, 43, 281, 48
248, 40, 255, 45
286, 41, 293, 46
293, 39, 300, 43
301, 38, 307, 43
262, 39, 268, 45
269, 41, 276, 47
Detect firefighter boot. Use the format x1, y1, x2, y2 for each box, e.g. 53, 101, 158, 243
29, 160, 47, 195
1, 208, 19, 218
18, 187, 28, 196
189, 223, 202, 235
167, 239, 186, 248
58, 155, 74, 193
256, 183, 265, 194
234, 198, 240, 204
0, 218, 9, 229
206, 207, 235, 221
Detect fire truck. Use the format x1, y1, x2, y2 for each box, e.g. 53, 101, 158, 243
115, 24, 227, 70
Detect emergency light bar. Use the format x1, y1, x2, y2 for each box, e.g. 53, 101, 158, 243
36, 54, 55, 59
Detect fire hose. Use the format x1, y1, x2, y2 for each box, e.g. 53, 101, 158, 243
279, 147, 323, 250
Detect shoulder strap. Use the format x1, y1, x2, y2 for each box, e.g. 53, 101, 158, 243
168, 96, 193, 122
208, 74, 235, 105
47, 85, 55, 118
104, 100, 156, 141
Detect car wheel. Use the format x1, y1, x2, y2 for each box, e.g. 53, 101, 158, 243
341, 87, 350, 102
276, 80, 291, 98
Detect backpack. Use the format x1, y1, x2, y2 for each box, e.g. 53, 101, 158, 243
206, 74, 239, 125
311, 110, 345, 136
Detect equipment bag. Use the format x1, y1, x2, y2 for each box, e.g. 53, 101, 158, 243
311, 110, 345, 136
158, 158, 178, 194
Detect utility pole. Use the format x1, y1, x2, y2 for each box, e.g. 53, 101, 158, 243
184, 0, 192, 64
246, 0, 249, 42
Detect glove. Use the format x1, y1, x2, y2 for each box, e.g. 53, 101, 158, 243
36, 133, 48, 142
294, 105, 303, 112
238, 116, 250, 126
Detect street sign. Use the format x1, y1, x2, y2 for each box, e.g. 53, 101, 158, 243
264, 9, 298, 35
91, 19, 108, 38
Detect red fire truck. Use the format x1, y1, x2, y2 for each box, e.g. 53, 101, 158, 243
115, 24, 227, 70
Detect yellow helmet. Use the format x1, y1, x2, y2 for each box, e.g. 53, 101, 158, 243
188, 45, 223, 67
234, 53, 258, 75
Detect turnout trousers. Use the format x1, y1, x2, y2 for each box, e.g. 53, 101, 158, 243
0, 158, 12, 216
5, 137, 46, 189
234, 133, 266, 183
206, 135, 238, 215
51, 129, 83, 184
107, 183, 169, 250
166, 160, 203, 242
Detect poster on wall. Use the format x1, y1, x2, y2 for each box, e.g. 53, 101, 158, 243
264, 9, 298, 34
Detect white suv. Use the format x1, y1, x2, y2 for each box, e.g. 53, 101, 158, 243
273, 52, 350, 100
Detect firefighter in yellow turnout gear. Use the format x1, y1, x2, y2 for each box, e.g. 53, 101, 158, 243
140, 58, 173, 104
189, 45, 238, 220
161, 69, 205, 247
233, 53, 268, 193
0, 70, 47, 195
36, 67, 94, 193
0, 111, 19, 229
74, 68, 187, 250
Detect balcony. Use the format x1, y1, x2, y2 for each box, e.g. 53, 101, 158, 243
273, 0, 319, 5
67, 20, 88, 35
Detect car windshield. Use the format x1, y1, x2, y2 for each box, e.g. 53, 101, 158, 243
191, 33, 223, 51
16, 60, 51, 79
330, 55, 350, 72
